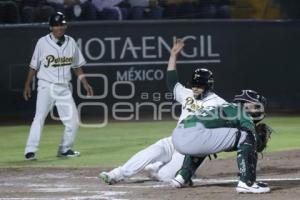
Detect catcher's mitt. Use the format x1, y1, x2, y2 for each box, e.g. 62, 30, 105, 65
255, 123, 273, 152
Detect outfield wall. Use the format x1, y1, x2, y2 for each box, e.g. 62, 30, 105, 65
0, 20, 299, 121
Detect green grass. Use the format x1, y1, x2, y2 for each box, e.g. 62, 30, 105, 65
0, 116, 299, 168
262, 117, 300, 151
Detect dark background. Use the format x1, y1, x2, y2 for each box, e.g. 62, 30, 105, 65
0, 20, 299, 122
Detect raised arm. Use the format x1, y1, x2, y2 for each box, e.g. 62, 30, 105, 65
166, 39, 185, 91
167, 39, 184, 71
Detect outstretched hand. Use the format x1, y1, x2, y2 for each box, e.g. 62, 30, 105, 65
171, 39, 185, 56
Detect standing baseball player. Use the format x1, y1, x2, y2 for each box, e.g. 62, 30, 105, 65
23, 12, 93, 160
99, 39, 226, 184
171, 90, 271, 193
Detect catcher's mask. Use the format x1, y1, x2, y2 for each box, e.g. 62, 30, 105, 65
233, 90, 267, 123
49, 12, 67, 27
190, 68, 214, 99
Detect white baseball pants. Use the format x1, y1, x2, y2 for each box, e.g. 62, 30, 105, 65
24, 80, 79, 155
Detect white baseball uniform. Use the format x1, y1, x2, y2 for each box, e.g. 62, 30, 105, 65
24, 33, 86, 155
104, 82, 227, 182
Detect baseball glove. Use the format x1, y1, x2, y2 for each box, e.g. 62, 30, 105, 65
255, 123, 273, 152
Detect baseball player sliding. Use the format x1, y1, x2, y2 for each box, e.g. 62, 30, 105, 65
99, 39, 226, 184
23, 12, 93, 160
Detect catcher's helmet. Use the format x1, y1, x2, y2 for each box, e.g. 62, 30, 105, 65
233, 90, 267, 123
190, 68, 214, 91
49, 12, 66, 27
233, 90, 266, 106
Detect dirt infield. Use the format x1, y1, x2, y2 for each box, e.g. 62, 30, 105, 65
1, 150, 300, 200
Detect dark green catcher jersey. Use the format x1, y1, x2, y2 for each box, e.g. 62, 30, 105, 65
180, 103, 256, 133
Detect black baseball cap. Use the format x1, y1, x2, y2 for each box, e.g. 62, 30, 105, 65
49, 12, 67, 27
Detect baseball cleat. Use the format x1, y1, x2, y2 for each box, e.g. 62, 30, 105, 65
25, 152, 37, 161
236, 181, 270, 193
57, 149, 80, 158
170, 174, 193, 188
99, 172, 117, 185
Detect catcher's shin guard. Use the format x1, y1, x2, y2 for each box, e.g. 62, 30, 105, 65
237, 133, 257, 186
177, 155, 206, 182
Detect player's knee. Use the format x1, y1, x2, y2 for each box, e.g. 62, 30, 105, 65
33, 113, 47, 123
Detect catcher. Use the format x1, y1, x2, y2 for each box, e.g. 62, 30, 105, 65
171, 90, 273, 193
